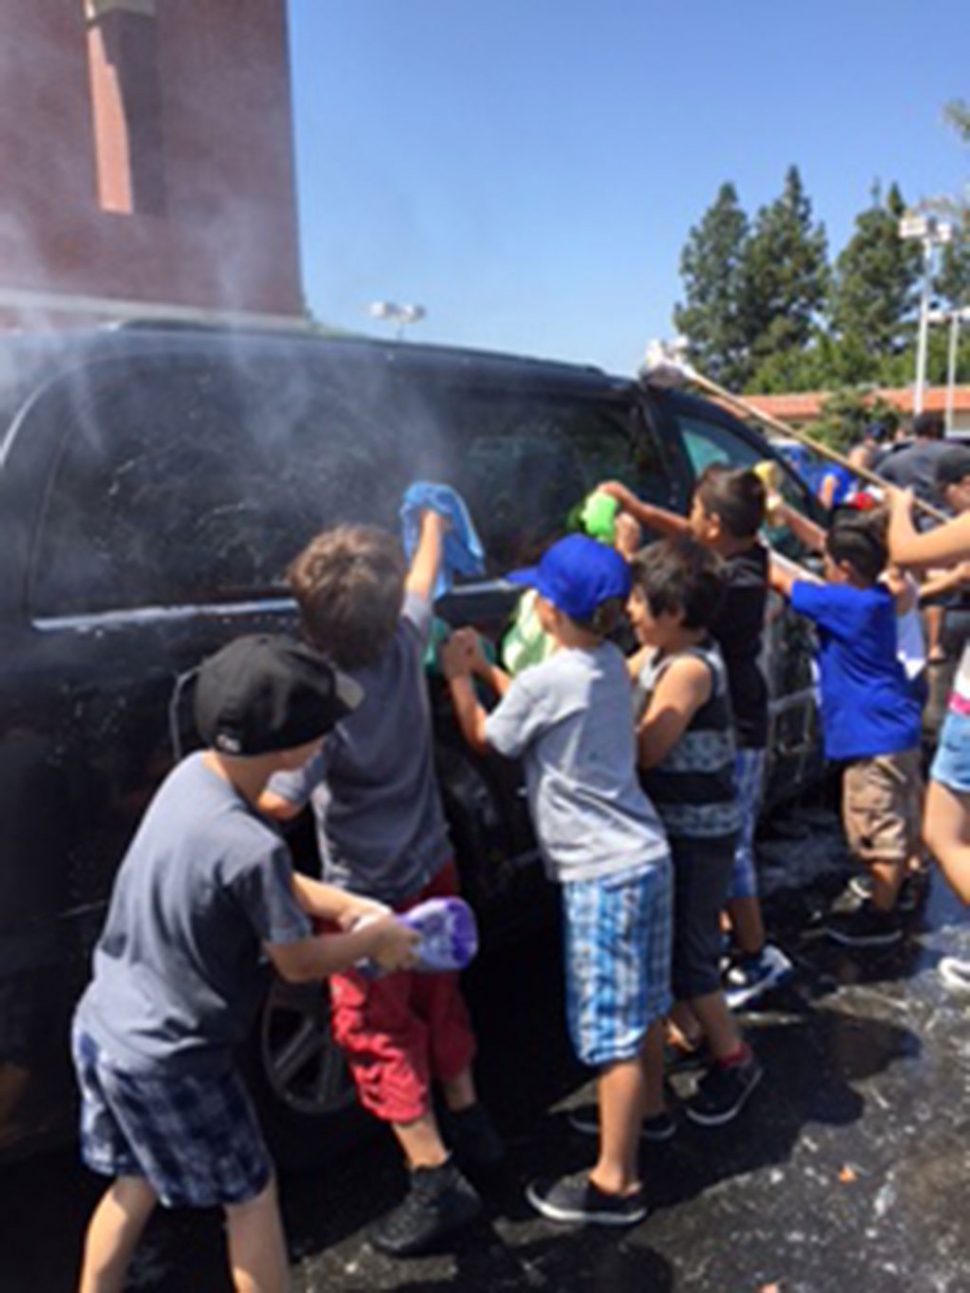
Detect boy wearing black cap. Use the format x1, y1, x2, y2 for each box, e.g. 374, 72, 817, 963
72, 636, 417, 1293
443, 535, 672, 1228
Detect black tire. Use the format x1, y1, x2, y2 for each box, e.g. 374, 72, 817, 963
244, 977, 376, 1173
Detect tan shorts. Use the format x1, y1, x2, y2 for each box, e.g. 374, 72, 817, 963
843, 749, 923, 864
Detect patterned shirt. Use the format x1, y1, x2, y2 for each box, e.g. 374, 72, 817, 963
637, 639, 741, 845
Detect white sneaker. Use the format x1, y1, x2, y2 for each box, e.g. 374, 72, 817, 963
724, 943, 793, 1010
939, 957, 970, 1000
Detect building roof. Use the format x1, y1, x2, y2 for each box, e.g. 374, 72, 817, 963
741, 386, 970, 422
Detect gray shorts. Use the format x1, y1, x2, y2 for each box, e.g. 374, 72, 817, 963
670, 837, 736, 1000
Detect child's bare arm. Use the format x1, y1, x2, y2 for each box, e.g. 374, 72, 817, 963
291, 874, 389, 929
441, 634, 491, 752
405, 509, 449, 602
889, 488, 970, 568
637, 656, 711, 769
265, 917, 418, 982
768, 499, 827, 553
920, 562, 970, 600
258, 789, 304, 821
768, 550, 820, 598
451, 626, 513, 697
596, 481, 691, 538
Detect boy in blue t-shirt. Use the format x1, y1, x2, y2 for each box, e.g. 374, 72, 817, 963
770, 514, 923, 948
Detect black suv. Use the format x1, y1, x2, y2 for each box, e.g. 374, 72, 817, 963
0, 326, 824, 1165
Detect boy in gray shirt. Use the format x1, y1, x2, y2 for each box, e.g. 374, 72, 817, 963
443, 535, 672, 1228
262, 511, 500, 1258
72, 635, 417, 1293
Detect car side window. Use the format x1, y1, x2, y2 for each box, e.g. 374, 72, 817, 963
676, 412, 818, 561
450, 397, 669, 572
29, 354, 411, 616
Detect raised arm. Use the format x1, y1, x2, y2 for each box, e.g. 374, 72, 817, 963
889, 489, 970, 569
597, 481, 691, 538
768, 499, 827, 554
768, 550, 822, 599
441, 634, 491, 753
405, 509, 449, 602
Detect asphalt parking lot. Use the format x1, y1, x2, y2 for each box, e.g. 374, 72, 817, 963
3, 795, 970, 1293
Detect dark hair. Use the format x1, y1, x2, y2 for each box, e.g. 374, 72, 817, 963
694, 464, 766, 540
936, 445, 970, 491
287, 525, 407, 669
629, 536, 726, 630
913, 411, 944, 441
825, 511, 887, 584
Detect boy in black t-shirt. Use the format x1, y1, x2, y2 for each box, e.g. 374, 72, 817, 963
600, 467, 794, 1015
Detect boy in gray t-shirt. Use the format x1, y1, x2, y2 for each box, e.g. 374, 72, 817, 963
442, 535, 672, 1229
72, 635, 418, 1293
261, 512, 499, 1258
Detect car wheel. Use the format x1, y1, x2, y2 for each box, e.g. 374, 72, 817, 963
247, 977, 372, 1170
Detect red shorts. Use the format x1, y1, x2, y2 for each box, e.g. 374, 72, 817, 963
328, 862, 477, 1125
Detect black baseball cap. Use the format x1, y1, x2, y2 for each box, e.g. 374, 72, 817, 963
194, 635, 363, 756
935, 445, 970, 491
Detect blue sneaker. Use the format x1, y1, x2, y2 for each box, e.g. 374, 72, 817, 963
724, 943, 793, 1010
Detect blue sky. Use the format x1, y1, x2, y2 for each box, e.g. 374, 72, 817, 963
288, 0, 968, 376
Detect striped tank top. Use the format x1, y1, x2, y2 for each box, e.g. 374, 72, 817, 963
637, 639, 741, 845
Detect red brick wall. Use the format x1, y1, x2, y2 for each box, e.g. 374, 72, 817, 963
0, 0, 302, 318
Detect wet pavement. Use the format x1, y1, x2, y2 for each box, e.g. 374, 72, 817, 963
3, 795, 970, 1293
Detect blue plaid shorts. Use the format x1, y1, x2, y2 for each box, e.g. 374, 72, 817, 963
729, 749, 766, 900
72, 1026, 271, 1209
561, 860, 673, 1068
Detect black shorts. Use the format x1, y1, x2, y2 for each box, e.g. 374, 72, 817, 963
670, 837, 736, 1000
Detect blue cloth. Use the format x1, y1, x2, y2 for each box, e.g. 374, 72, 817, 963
72, 1026, 271, 1208
562, 863, 673, 1067
790, 582, 922, 761
400, 482, 485, 601
931, 708, 970, 795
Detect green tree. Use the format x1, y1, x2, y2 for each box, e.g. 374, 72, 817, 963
672, 182, 750, 388
742, 166, 829, 382
828, 183, 921, 356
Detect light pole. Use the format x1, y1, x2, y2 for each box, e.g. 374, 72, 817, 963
928, 305, 970, 433
898, 210, 953, 415
368, 300, 427, 341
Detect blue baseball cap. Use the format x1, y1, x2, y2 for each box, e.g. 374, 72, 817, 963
507, 534, 631, 623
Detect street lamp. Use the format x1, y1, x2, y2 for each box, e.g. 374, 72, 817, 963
368, 300, 427, 341
928, 304, 970, 433
898, 210, 953, 415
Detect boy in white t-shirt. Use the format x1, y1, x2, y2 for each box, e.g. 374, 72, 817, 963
442, 535, 672, 1227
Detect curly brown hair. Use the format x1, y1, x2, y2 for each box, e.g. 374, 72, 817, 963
287, 526, 406, 669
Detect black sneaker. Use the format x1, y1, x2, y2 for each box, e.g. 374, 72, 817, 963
847, 872, 929, 913
443, 1102, 506, 1170
684, 1053, 763, 1127
566, 1104, 676, 1143
368, 1159, 482, 1256
526, 1171, 648, 1226
824, 904, 903, 948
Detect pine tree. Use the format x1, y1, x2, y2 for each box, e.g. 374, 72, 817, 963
829, 183, 922, 356
741, 166, 829, 385
672, 183, 750, 389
